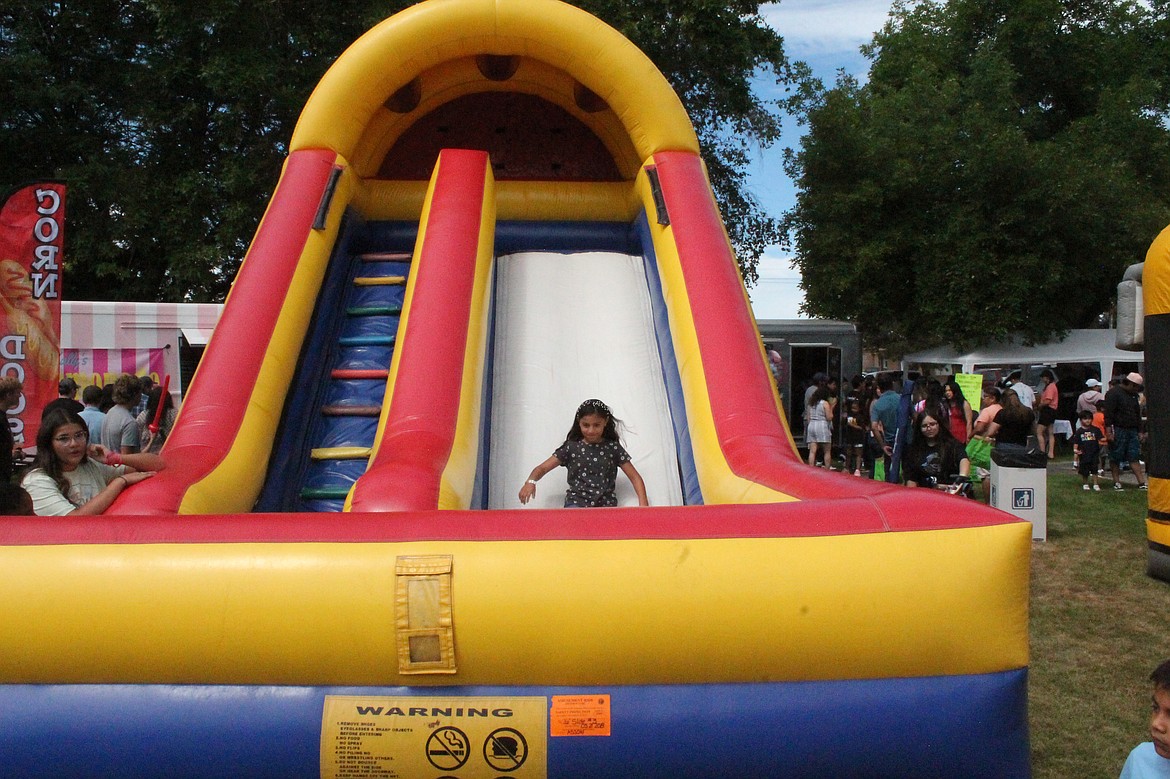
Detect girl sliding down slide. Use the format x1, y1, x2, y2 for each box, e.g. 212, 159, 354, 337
519, 398, 648, 507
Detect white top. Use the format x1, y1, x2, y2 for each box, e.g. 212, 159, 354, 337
1011, 381, 1036, 410
22, 459, 126, 516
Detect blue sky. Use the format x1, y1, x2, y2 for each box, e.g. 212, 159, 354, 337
745, 0, 894, 318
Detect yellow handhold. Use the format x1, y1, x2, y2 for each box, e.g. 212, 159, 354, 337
311, 447, 373, 460
354, 276, 406, 286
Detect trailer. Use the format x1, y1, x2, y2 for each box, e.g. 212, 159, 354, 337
757, 318, 862, 441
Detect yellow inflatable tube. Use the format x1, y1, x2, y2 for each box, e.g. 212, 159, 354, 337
0, 521, 1028, 686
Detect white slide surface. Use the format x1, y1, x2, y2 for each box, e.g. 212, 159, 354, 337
489, 251, 683, 509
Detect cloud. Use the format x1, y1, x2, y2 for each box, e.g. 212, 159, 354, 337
749, 2, 896, 316
748, 250, 806, 318
761, 0, 892, 56
758, 248, 800, 274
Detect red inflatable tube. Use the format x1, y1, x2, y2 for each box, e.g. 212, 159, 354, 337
111, 148, 339, 514
348, 149, 490, 512
0, 488, 1015, 546
653, 151, 880, 499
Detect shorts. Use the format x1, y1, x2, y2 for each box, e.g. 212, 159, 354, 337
1110, 428, 1141, 464
1077, 460, 1098, 478
806, 420, 831, 444
1037, 406, 1057, 426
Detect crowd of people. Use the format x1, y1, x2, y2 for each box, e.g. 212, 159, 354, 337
797, 365, 1149, 500
0, 373, 175, 515
0, 362, 1150, 513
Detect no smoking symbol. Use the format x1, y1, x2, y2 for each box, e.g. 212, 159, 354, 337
483, 727, 528, 772
426, 727, 469, 771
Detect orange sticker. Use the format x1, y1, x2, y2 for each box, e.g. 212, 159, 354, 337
549, 694, 611, 737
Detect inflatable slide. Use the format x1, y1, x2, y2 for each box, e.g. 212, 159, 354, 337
0, 1, 1032, 776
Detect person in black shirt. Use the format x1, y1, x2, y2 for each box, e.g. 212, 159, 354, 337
1073, 410, 1105, 491
903, 410, 970, 492
987, 388, 1035, 448
1104, 372, 1147, 490
40, 377, 84, 419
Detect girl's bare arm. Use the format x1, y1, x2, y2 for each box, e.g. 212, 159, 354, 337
519, 455, 560, 504
620, 460, 649, 506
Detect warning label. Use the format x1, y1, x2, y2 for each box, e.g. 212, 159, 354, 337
550, 695, 611, 737
320, 695, 547, 778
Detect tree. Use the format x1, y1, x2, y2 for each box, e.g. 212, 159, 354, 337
0, 0, 388, 302
784, 0, 1170, 354
579, 0, 806, 284
0, 0, 796, 301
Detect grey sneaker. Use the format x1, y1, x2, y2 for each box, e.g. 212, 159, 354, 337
1114, 483, 1124, 491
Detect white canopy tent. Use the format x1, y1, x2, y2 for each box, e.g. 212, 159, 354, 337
901, 329, 1144, 386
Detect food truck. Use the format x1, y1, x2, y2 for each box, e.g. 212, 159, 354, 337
59, 301, 222, 397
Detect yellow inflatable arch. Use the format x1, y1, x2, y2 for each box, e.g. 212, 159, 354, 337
293, 0, 698, 175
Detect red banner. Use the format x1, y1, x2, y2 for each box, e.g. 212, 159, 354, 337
0, 182, 66, 450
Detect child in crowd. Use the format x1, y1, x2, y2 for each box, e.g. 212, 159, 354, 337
1093, 400, 1108, 475
519, 399, 648, 508
1073, 410, 1105, 492
843, 396, 868, 476
1119, 659, 1170, 778
805, 384, 834, 469
969, 386, 1002, 503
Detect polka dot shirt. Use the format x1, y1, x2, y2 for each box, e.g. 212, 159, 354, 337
553, 439, 631, 507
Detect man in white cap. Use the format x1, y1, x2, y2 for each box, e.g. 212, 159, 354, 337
1104, 372, 1147, 490
1077, 377, 1105, 415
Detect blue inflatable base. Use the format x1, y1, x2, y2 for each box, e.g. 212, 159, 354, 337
0, 671, 1029, 777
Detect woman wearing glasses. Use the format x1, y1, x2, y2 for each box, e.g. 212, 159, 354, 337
21, 408, 164, 516
903, 410, 971, 493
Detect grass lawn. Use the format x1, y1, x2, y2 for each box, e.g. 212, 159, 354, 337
1029, 457, 1165, 777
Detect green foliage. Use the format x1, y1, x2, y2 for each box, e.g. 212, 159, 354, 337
784, 0, 1170, 354
0, 0, 794, 300
579, 0, 803, 284
1, 0, 390, 301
